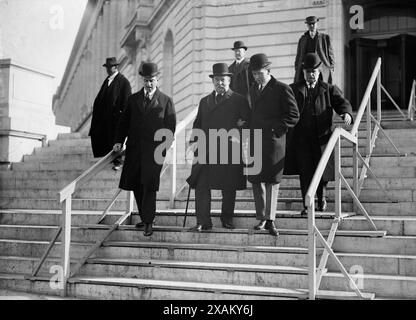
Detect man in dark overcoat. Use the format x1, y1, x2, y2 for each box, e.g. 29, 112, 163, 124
89, 57, 131, 169
229, 41, 256, 106
285, 53, 353, 215
294, 16, 335, 84
248, 54, 300, 236
113, 63, 176, 236
187, 63, 251, 231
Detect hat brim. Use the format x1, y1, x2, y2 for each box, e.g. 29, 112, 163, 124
305, 19, 319, 24
139, 71, 161, 78
231, 47, 248, 51
103, 63, 119, 67
251, 62, 272, 71
209, 73, 233, 78
303, 61, 322, 70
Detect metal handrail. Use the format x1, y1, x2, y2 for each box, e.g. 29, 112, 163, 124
408, 80, 416, 121
305, 57, 402, 300
32, 107, 198, 296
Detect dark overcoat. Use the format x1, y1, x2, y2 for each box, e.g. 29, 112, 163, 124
187, 90, 251, 190
294, 31, 335, 83
248, 76, 300, 184
114, 88, 176, 191
284, 80, 353, 181
89, 73, 132, 157
229, 59, 256, 102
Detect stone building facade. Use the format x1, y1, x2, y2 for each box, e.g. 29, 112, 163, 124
52, 0, 416, 132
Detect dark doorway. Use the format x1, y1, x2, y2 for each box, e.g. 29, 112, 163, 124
350, 34, 416, 111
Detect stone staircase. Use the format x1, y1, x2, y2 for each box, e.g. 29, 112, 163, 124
0, 115, 416, 299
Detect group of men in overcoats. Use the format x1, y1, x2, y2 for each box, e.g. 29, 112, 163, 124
89, 15, 352, 237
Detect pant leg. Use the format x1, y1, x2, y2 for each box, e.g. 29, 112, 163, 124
133, 185, 144, 218
264, 183, 280, 221
195, 167, 212, 227
252, 183, 266, 221
221, 190, 236, 224
295, 141, 317, 208
140, 186, 156, 224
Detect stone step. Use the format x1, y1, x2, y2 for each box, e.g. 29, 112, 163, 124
1, 209, 415, 236
0, 273, 375, 300
56, 132, 84, 140
1, 186, 413, 203
0, 224, 387, 250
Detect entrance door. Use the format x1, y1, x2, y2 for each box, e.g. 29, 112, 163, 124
350, 34, 416, 111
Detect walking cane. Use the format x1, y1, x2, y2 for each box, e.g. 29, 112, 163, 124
183, 186, 191, 228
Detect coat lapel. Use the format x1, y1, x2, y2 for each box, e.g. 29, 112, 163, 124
144, 88, 160, 115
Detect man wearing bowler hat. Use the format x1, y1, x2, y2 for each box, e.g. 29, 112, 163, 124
187, 63, 250, 232
89, 57, 132, 170
113, 62, 176, 236
285, 53, 353, 215
294, 16, 335, 84
248, 54, 299, 236
229, 41, 255, 105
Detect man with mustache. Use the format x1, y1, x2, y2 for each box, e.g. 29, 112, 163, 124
286, 53, 353, 215
113, 62, 176, 236
187, 63, 250, 231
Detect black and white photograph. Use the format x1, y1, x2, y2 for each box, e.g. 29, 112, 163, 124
0, 0, 415, 308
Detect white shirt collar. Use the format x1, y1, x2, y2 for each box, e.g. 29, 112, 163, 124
107, 71, 119, 86
259, 76, 271, 90
215, 89, 228, 97
235, 58, 245, 65
144, 87, 157, 99
307, 81, 317, 89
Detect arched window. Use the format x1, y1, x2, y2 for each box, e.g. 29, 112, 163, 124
163, 30, 174, 97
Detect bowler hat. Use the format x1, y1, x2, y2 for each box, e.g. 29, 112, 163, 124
139, 62, 160, 78
302, 53, 322, 70
209, 63, 233, 78
250, 53, 272, 71
103, 57, 119, 67
231, 41, 248, 51
305, 16, 319, 24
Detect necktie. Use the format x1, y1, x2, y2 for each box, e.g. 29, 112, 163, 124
216, 94, 223, 105
144, 92, 150, 110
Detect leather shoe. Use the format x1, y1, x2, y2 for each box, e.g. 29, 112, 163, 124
254, 220, 267, 230
143, 223, 153, 237
188, 224, 212, 232
317, 198, 327, 212
300, 209, 308, 216
135, 220, 156, 228
221, 222, 235, 229
265, 220, 279, 236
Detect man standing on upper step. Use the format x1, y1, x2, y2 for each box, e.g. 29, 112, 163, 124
187, 63, 251, 232
229, 41, 256, 107
248, 54, 300, 236
113, 63, 176, 237
89, 57, 132, 170
285, 53, 353, 216
294, 16, 335, 84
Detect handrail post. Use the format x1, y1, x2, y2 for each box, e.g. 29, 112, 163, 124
377, 68, 382, 123
353, 142, 359, 213
308, 201, 316, 300
60, 196, 72, 297
334, 136, 341, 219
366, 98, 372, 156
126, 191, 134, 215
170, 139, 177, 208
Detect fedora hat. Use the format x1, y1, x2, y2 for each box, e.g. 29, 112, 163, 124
305, 16, 319, 24
231, 40, 248, 51
250, 53, 272, 71
302, 53, 322, 70
209, 63, 233, 78
103, 57, 119, 67
139, 62, 160, 78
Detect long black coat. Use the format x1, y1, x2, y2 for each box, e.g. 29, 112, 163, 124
284, 80, 353, 181
248, 76, 300, 184
89, 73, 132, 157
294, 31, 335, 83
115, 88, 176, 191
187, 90, 251, 190
229, 59, 256, 102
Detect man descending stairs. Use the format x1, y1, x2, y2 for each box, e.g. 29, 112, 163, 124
0, 116, 416, 299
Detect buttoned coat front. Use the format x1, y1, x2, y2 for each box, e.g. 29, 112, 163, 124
114, 88, 176, 191
248, 76, 300, 184
187, 90, 251, 190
